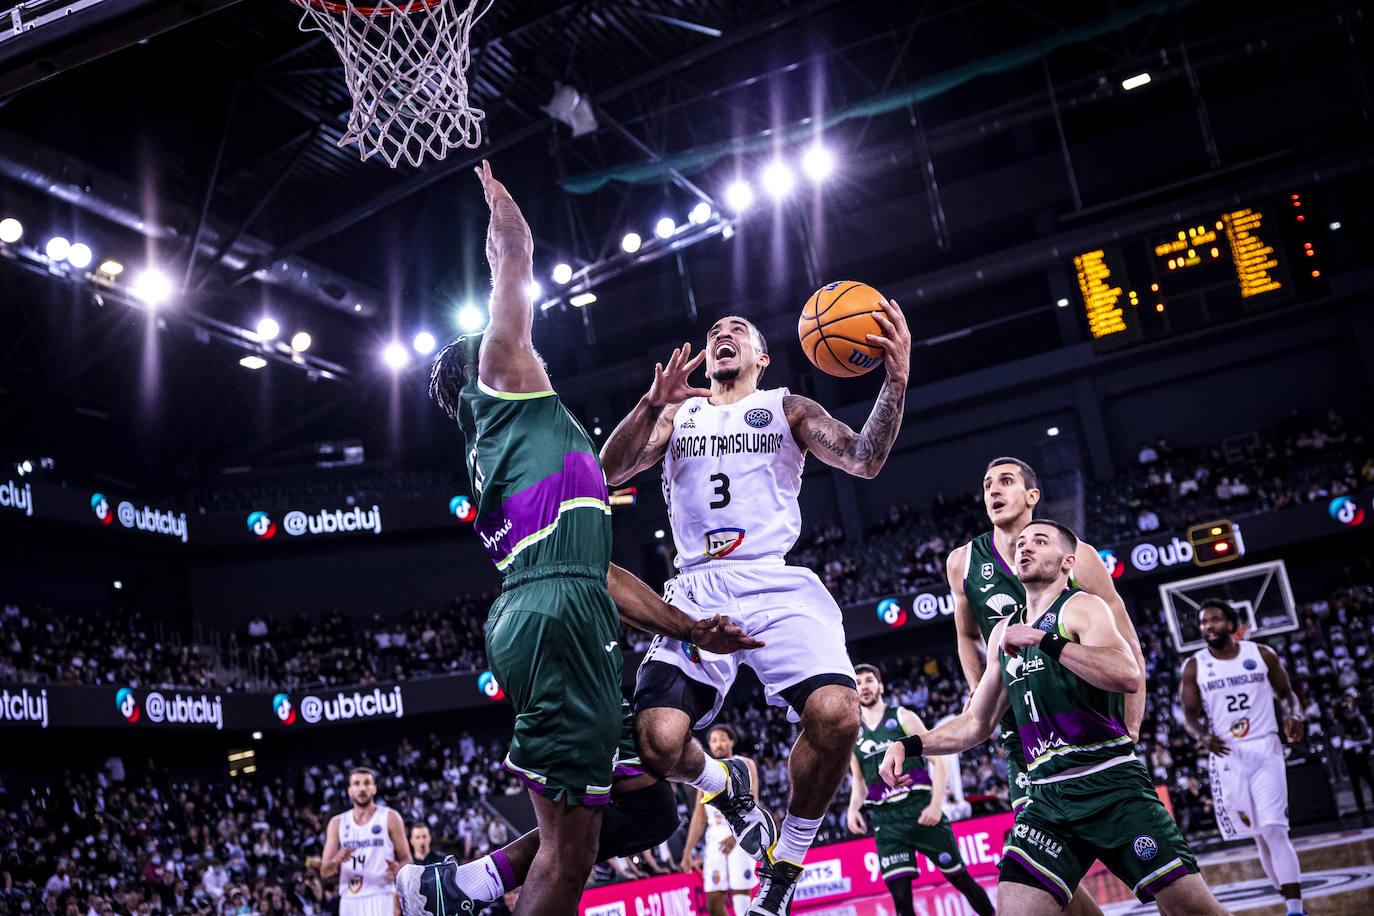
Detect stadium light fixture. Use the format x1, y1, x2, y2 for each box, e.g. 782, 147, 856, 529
67, 243, 93, 269
655, 217, 676, 239
1056, 298, 1069, 308
0, 218, 21, 244
801, 145, 835, 181
45, 236, 70, 261
725, 181, 754, 212
1047, 427, 1061, 437
1121, 72, 1151, 91
382, 342, 409, 370
457, 304, 485, 332
413, 331, 437, 355
98, 260, 124, 276
131, 269, 173, 307
256, 317, 280, 341
621, 232, 642, 254
290, 331, 312, 352
552, 263, 573, 285
760, 161, 795, 199
688, 202, 712, 225
239, 355, 267, 370
570, 292, 597, 308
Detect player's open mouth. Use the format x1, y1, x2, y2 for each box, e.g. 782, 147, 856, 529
991, 500, 1006, 512
714, 342, 737, 359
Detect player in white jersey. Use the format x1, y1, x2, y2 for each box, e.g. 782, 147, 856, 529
1181, 598, 1307, 916
681, 726, 760, 916
601, 307, 911, 916
323, 767, 412, 916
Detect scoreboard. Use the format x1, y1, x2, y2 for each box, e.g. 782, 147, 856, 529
1073, 193, 1326, 352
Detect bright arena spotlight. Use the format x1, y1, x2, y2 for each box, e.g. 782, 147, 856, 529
131, 269, 173, 306
382, 341, 409, 370
0, 218, 21, 243
66, 243, 93, 268
725, 180, 754, 212
99, 260, 124, 276
620, 231, 642, 254
256, 317, 281, 341
688, 202, 712, 225
551, 262, 573, 284
413, 331, 436, 355
457, 304, 485, 332
760, 160, 795, 198
45, 236, 70, 261
290, 331, 312, 352
655, 217, 676, 239
801, 145, 835, 181
526, 280, 543, 302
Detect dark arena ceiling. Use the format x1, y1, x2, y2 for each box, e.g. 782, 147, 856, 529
0, 0, 1370, 498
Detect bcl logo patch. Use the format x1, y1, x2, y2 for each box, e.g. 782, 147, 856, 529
1243, 658, 1258, 670
744, 408, 772, 428
1133, 835, 1158, 860
704, 527, 745, 557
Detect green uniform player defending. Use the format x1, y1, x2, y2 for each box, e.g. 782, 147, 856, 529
946, 457, 1147, 916
413, 161, 760, 916
888, 520, 1229, 916
846, 665, 994, 916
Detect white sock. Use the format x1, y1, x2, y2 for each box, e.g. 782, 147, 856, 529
731, 892, 750, 916
771, 812, 823, 865
1287, 898, 1304, 915
453, 853, 508, 902
688, 757, 728, 798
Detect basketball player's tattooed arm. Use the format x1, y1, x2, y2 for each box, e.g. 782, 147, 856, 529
1073, 543, 1148, 739
607, 563, 763, 653
601, 344, 711, 485
1259, 644, 1306, 742
881, 633, 1009, 786
471, 160, 553, 395
783, 382, 906, 478
1180, 657, 1229, 756
946, 544, 989, 699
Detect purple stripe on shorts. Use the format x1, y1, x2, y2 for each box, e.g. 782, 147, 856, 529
614, 763, 647, 778
1139, 861, 1189, 899
501, 760, 547, 796
1002, 848, 1069, 909
492, 849, 515, 891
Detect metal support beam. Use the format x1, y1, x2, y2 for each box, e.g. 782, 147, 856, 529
908, 103, 950, 249
1042, 56, 1083, 211
1176, 18, 1221, 169
184, 79, 243, 290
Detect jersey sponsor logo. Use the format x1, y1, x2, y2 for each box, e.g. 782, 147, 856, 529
876, 598, 906, 628
984, 593, 1018, 621
679, 419, 696, 430
1133, 835, 1158, 860
981, 562, 994, 580
348, 876, 364, 895
682, 642, 701, 663
884, 718, 898, 730
1025, 734, 1069, 763
978, 583, 995, 593
1013, 823, 1062, 858
478, 670, 505, 701
744, 408, 773, 429
669, 432, 785, 460
272, 693, 296, 724
1243, 659, 1258, 670
448, 495, 477, 522
704, 527, 745, 557
688, 404, 701, 414
1229, 718, 1251, 738
247, 511, 276, 539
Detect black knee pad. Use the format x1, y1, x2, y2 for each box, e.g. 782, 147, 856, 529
597, 780, 680, 860
884, 877, 914, 916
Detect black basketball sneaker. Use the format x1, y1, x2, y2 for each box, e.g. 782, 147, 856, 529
702, 756, 778, 861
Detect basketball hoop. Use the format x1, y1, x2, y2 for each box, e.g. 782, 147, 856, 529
291, 0, 494, 168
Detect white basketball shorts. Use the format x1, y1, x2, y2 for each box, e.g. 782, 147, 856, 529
1209, 733, 1289, 840
702, 834, 760, 892
340, 893, 394, 916
641, 557, 855, 728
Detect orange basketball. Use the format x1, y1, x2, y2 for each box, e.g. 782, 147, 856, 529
798, 281, 888, 377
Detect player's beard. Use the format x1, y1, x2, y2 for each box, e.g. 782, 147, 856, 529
351, 793, 373, 809
1204, 629, 1232, 649
710, 366, 740, 382
859, 695, 881, 709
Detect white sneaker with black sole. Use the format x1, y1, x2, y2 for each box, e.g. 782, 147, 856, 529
702, 756, 778, 861
745, 853, 805, 916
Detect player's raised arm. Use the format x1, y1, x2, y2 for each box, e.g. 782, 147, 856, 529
471, 160, 551, 395
946, 544, 987, 696
1073, 541, 1148, 738
601, 344, 710, 485
1003, 592, 1139, 694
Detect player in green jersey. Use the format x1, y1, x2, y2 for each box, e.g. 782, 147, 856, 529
946, 458, 1145, 916
846, 665, 993, 916
888, 521, 1227, 916
413, 161, 759, 916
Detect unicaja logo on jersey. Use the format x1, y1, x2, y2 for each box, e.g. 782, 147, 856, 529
272, 693, 296, 724
744, 408, 773, 429
449, 495, 477, 522
876, 598, 907, 628
1329, 496, 1365, 527
247, 511, 276, 539
478, 670, 504, 701
91, 493, 113, 525
116, 688, 140, 722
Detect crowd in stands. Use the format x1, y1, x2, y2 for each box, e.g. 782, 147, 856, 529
8, 560, 1374, 916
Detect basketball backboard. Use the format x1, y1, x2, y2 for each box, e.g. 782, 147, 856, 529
1160, 560, 1298, 653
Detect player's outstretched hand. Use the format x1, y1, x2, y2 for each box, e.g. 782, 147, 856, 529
678, 851, 699, 873
1284, 717, 1305, 743
1199, 733, 1230, 757
865, 299, 911, 388
879, 742, 912, 788
647, 343, 712, 408
845, 807, 867, 836
472, 159, 513, 210
687, 614, 764, 654
1001, 622, 1045, 657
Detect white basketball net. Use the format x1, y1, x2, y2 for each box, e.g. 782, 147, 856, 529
293, 0, 494, 168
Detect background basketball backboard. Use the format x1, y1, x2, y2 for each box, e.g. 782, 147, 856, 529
1160, 560, 1298, 653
